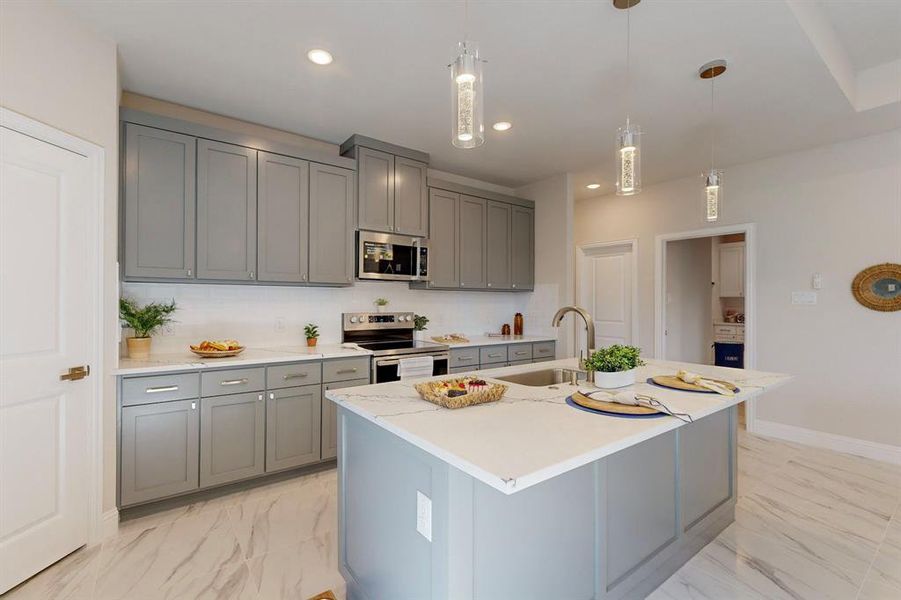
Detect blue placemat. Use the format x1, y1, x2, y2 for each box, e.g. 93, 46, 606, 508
565, 395, 667, 419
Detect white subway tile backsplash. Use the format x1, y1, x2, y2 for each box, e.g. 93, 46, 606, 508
121, 281, 552, 354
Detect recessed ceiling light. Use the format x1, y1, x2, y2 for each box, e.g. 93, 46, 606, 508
492, 121, 513, 132
586, 183, 601, 189
307, 49, 333, 65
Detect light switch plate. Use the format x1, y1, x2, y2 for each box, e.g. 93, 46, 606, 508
416, 490, 432, 542
791, 291, 818, 305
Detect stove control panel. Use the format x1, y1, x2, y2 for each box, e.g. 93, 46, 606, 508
343, 312, 415, 331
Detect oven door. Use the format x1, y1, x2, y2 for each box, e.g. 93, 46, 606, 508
357, 231, 429, 281
372, 353, 449, 383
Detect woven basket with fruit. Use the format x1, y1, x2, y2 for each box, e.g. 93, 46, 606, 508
413, 377, 507, 409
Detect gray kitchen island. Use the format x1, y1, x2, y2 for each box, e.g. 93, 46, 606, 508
326, 358, 789, 600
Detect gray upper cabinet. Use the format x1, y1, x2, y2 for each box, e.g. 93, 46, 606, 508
196, 140, 258, 281
266, 384, 321, 472
120, 399, 200, 506
393, 157, 428, 236
199, 391, 265, 488
510, 205, 535, 290
123, 124, 196, 280
486, 201, 512, 290
427, 189, 459, 288
459, 195, 487, 289
309, 163, 355, 285
257, 152, 310, 283
357, 147, 394, 233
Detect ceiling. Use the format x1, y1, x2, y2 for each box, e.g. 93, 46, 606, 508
61, 0, 901, 200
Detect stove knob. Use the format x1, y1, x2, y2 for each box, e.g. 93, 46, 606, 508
404, 315, 412, 321
349, 316, 358, 323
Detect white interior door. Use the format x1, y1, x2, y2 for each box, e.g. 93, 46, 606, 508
0, 124, 95, 593
578, 243, 634, 353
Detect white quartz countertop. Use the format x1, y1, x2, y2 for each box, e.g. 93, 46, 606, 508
326, 358, 790, 495
114, 344, 371, 376
427, 334, 557, 348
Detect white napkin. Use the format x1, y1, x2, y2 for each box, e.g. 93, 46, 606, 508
398, 356, 434, 380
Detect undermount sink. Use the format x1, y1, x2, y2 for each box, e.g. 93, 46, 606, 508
495, 368, 577, 387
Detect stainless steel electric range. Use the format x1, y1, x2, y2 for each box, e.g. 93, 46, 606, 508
342, 312, 449, 382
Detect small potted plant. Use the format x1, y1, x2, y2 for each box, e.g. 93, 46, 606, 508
583, 345, 645, 389
119, 297, 177, 359
413, 314, 429, 340
304, 323, 320, 347
374, 297, 389, 313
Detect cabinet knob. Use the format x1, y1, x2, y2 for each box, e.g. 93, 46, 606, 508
487, 283, 492, 287
512, 284, 517, 288
301, 274, 307, 282
249, 271, 255, 280
187, 269, 193, 277
191, 402, 196, 410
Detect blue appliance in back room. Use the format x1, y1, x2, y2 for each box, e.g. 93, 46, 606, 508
714, 342, 744, 368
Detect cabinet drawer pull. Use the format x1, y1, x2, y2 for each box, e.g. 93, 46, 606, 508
537, 348, 550, 353
457, 356, 474, 361
514, 350, 528, 356
146, 385, 178, 393
487, 353, 503, 358
283, 373, 308, 380
336, 368, 357, 374
220, 378, 249, 386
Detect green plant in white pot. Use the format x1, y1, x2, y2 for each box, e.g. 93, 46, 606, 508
119, 297, 177, 359
583, 345, 645, 389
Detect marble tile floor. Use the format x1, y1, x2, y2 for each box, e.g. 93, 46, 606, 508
5, 429, 900, 600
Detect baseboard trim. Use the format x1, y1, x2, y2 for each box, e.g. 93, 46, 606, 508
99, 508, 119, 540
755, 419, 901, 465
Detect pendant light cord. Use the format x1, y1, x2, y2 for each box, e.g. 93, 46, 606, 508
710, 75, 716, 172
625, 2, 632, 125
463, 0, 469, 42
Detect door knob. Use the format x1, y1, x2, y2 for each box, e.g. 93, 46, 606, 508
60, 365, 90, 381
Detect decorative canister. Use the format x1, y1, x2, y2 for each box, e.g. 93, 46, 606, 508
513, 313, 523, 336
501, 323, 511, 335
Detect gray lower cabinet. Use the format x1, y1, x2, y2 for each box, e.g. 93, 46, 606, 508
257, 151, 310, 283
459, 195, 487, 289
309, 163, 355, 284
393, 157, 428, 236
199, 391, 265, 487
123, 123, 196, 280
510, 205, 535, 290
357, 147, 394, 233
266, 384, 321, 472
322, 378, 370, 460
680, 410, 732, 529
486, 201, 512, 290
120, 399, 200, 506
196, 139, 258, 281
427, 189, 459, 288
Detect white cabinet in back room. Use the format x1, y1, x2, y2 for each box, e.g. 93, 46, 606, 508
718, 241, 745, 297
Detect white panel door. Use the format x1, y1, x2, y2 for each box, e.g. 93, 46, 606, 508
0, 125, 94, 593
578, 245, 633, 351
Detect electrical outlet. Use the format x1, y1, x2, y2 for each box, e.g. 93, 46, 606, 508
275, 317, 286, 332
416, 490, 432, 542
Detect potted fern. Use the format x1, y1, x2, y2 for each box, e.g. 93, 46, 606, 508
413, 314, 429, 341
583, 345, 645, 389
304, 323, 320, 347
119, 297, 177, 359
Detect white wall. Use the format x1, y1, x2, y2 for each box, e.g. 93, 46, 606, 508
122, 281, 534, 352
517, 174, 575, 357
665, 237, 712, 364
1, 1, 120, 513
575, 130, 901, 449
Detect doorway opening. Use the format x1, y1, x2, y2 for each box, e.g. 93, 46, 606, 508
656, 224, 756, 431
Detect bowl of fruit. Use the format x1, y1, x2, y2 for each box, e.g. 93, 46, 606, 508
414, 377, 506, 409
189, 340, 245, 358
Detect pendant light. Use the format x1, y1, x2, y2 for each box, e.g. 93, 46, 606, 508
615, 0, 641, 196
699, 59, 727, 222
451, 0, 484, 149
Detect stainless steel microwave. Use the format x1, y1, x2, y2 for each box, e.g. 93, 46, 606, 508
357, 231, 429, 281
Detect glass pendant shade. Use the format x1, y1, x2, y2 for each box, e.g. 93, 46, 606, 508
451, 41, 484, 149
704, 169, 723, 222
615, 121, 642, 196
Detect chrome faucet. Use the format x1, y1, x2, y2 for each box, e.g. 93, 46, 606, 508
551, 305, 596, 365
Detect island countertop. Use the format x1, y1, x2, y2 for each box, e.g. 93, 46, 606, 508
326, 358, 789, 495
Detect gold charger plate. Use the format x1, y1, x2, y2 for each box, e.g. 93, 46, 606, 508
570, 391, 660, 415
650, 375, 737, 393
190, 347, 245, 358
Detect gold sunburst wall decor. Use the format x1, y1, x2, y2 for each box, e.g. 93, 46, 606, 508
851, 263, 901, 312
